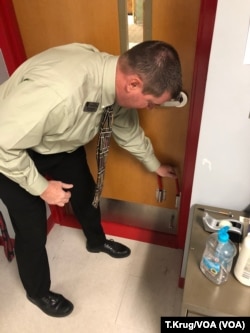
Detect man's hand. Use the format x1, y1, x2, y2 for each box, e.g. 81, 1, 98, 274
40, 180, 73, 206
156, 164, 177, 178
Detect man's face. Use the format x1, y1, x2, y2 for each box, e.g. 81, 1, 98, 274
116, 81, 172, 110
125, 90, 172, 109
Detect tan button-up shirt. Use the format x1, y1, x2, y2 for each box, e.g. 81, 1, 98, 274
0, 43, 160, 196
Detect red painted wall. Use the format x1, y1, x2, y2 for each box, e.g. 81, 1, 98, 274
0, 0, 26, 74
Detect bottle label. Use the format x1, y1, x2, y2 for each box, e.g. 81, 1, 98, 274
242, 257, 250, 280
202, 257, 220, 276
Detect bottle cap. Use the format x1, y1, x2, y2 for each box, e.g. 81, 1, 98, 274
218, 226, 229, 242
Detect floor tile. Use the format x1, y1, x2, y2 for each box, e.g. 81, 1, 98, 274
0, 225, 183, 333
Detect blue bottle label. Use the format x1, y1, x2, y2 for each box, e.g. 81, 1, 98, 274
202, 257, 221, 275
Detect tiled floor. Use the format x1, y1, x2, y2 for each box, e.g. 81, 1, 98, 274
0, 224, 183, 333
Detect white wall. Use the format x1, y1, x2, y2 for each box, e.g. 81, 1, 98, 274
192, 0, 250, 210
181, 0, 250, 277
0, 49, 9, 84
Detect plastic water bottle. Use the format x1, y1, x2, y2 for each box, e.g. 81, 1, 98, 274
234, 232, 250, 286
200, 226, 237, 285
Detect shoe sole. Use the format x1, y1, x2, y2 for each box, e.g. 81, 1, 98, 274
87, 247, 131, 258
27, 295, 74, 317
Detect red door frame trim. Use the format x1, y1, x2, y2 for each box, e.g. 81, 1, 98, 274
0, 0, 26, 74
177, 0, 218, 248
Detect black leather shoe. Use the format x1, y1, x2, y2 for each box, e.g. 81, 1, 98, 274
27, 291, 74, 317
87, 239, 131, 258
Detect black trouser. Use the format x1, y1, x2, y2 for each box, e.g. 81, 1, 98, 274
0, 147, 106, 298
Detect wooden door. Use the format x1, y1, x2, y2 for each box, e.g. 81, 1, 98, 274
102, 0, 201, 210
11, 0, 120, 56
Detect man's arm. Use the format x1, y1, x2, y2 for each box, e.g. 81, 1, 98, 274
112, 107, 176, 178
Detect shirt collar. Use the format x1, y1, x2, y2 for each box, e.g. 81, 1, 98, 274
101, 55, 118, 108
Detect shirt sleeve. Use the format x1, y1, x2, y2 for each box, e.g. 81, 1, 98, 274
0, 80, 61, 195
112, 107, 161, 172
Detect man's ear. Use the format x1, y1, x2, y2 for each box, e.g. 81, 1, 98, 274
127, 76, 143, 92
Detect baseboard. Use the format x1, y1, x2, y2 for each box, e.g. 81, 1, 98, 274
57, 214, 180, 248
178, 276, 185, 289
